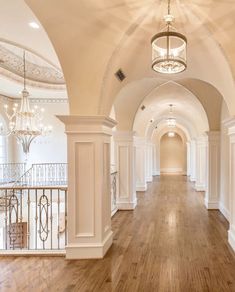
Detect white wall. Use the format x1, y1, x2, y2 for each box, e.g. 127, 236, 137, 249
220, 101, 230, 220
160, 133, 186, 174
13, 100, 69, 165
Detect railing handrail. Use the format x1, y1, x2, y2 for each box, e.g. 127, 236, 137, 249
0, 162, 25, 165
0, 186, 67, 190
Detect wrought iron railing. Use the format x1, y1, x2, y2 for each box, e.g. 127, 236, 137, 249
14, 163, 68, 187
0, 186, 67, 252
0, 163, 26, 185
111, 171, 117, 216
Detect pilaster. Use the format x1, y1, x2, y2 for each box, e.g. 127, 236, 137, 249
134, 137, 147, 192
195, 136, 207, 192
224, 118, 235, 251
204, 131, 220, 209
186, 142, 191, 177
114, 131, 137, 209
146, 142, 153, 182
57, 115, 116, 259
190, 139, 196, 182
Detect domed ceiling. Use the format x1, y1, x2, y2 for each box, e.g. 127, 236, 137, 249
0, 0, 67, 99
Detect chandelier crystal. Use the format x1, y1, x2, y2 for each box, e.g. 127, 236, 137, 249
166, 104, 176, 128
0, 51, 52, 154
151, 0, 187, 74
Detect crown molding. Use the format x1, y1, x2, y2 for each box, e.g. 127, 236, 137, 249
0, 94, 68, 104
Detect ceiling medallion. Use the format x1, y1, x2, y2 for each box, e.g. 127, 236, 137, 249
0, 51, 52, 155
151, 0, 187, 74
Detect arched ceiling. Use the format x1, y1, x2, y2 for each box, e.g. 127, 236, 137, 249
0, 0, 67, 99
26, 0, 235, 115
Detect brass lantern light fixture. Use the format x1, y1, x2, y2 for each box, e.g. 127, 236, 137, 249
166, 104, 176, 128
151, 0, 187, 74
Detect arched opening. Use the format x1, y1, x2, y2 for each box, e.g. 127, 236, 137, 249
160, 132, 187, 175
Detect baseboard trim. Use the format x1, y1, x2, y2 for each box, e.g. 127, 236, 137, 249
204, 198, 219, 210
116, 199, 137, 210
136, 184, 147, 192
219, 202, 230, 221
111, 206, 118, 217
65, 231, 113, 259
195, 184, 206, 192
228, 227, 235, 252
160, 168, 183, 174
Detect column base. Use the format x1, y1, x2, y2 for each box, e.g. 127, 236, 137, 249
204, 198, 219, 209
195, 184, 206, 192
117, 198, 137, 210
146, 176, 153, 182
190, 176, 196, 182
65, 231, 113, 259
136, 183, 147, 192
228, 227, 235, 252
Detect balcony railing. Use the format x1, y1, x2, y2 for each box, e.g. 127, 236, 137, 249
14, 163, 68, 187
111, 171, 118, 216
0, 163, 26, 185
0, 186, 67, 254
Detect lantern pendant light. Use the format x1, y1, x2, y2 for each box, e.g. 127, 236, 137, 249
151, 0, 187, 74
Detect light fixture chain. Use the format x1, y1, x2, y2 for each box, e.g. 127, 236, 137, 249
168, 0, 171, 15
23, 51, 26, 90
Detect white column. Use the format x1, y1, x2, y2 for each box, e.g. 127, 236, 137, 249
186, 142, 191, 177
114, 131, 137, 209
146, 142, 153, 182
195, 136, 207, 191
190, 139, 196, 182
134, 137, 147, 191
57, 116, 116, 259
152, 144, 158, 176
156, 141, 161, 176
204, 131, 220, 209
226, 119, 235, 251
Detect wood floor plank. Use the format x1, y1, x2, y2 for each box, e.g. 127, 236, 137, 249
1, 175, 235, 291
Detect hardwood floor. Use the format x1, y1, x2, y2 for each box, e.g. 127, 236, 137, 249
1, 175, 235, 292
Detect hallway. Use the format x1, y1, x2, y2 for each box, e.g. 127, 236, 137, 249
1, 176, 235, 292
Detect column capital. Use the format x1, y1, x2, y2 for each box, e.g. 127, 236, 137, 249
134, 136, 147, 146
222, 117, 235, 136
113, 131, 136, 142
206, 131, 220, 141
57, 115, 117, 135
196, 135, 208, 145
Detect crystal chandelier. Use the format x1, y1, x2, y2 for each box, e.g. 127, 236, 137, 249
0, 51, 52, 154
151, 0, 187, 74
166, 104, 176, 127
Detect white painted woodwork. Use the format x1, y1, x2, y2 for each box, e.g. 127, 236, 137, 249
190, 140, 196, 182
134, 137, 147, 192
57, 115, 116, 259
114, 131, 137, 209
204, 131, 220, 209
146, 142, 153, 182
186, 142, 191, 177
225, 119, 235, 252
195, 136, 207, 191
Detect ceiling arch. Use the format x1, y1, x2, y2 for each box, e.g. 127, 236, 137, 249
25, 0, 235, 116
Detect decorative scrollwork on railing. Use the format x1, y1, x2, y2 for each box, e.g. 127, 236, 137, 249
38, 193, 50, 247
14, 163, 67, 187
0, 163, 26, 185
111, 171, 118, 214
8, 191, 20, 249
